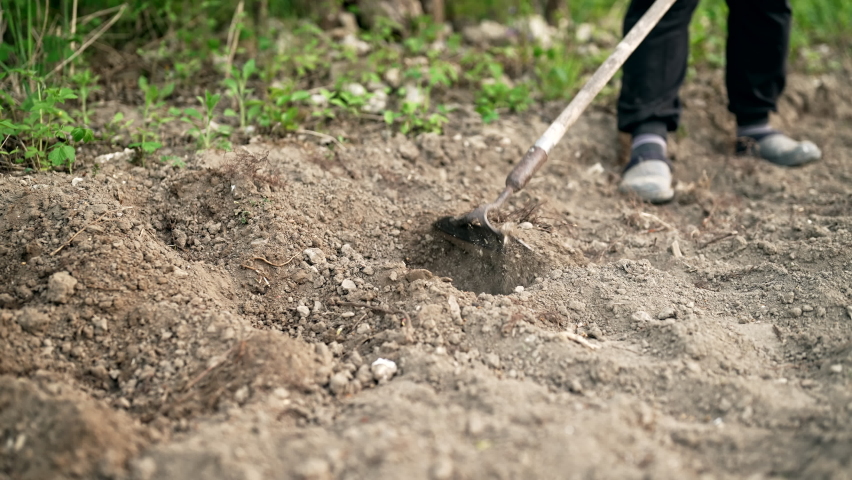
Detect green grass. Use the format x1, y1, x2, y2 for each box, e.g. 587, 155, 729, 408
0, 0, 849, 172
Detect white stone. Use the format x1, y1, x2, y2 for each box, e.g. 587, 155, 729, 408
371, 358, 398, 383
576, 23, 594, 43
304, 248, 326, 265
341, 279, 357, 291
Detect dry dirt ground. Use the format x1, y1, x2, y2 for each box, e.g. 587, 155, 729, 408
2, 70, 852, 480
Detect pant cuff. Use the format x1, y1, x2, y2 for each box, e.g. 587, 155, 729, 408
632, 121, 668, 138
735, 113, 770, 127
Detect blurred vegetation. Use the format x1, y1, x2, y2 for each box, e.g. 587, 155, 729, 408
0, 0, 849, 172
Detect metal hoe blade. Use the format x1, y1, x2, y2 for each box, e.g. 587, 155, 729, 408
434, 188, 512, 251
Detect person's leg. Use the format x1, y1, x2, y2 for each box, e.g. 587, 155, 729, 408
617, 0, 699, 135
726, 0, 821, 165
617, 0, 699, 203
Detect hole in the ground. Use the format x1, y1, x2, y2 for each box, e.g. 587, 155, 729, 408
406, 231, 545, 295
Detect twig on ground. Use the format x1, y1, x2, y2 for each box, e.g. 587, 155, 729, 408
699, 231, 739, 249
183, 340, 245, 392
296, 129, 345, 149
240, 262, 270, 285
639, 212, 675, 232
251, 252, 299, 268
559, 331, 601, 350
51, 207, 132, 256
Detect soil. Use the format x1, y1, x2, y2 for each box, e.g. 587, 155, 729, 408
2, 69, 852, 480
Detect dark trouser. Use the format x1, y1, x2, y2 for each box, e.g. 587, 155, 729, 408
617, 0, 792, 135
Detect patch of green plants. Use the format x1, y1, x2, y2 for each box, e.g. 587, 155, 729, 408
129, 76, 175, 155
384, 102, 450, 135
174, 91, 232, 150
223, 59, 258, 130
475, 81, 533, 123
0, 71, 93, 172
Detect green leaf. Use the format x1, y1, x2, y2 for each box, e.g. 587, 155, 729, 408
242, 59, 257, 79
383, 110, 397, 124
291, 91, 311, 101
183, 107, 203, 119
222, 78, 238, 91
57, 88, 78, 100
129, 141, 162, 153
71, 127, 95, 143
48, 145, 75, 167
224, 108, 238, 117
160, 82, 175, 100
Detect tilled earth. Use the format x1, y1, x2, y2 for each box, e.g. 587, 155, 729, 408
2, 70, 852, 480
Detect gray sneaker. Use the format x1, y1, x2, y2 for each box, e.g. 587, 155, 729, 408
619, 159, 674, 204
736, 132, 822, 166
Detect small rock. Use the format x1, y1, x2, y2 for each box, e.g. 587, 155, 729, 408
371, 358, 398, 383
431, 458, 454, 480
304, 248, 326, 265
94, 148, 134, 163
173, 267, 189, 278
384, 68, 401, 88
363, 89, 387, 113
173, 230, 188, 249
46, 271, 77, 303
568, 300, 585, 312
518, 222, 534, 230
404, 83, 426, 106
71, 177, 84, 186
329, 372, 350, 395
344, 82, 367, 97
484, 353, 501, 369
296, 305, 311, 318
16, 307, 50, 334
789, 307, 803, 318
587, 324, 604, 340
657, 307, 677, 320
341, 279, 357, 292
234, 386, 249, 404
462, 20, 511, 46
829, 364, 843, 373
631, 311, 653, 322
757, 240, 778, 255
356, 323, 372, 334
91, 316, 108, 333
207, 222, 222, 235
575, 23, 594, 43
398, 140, 420, 160
342, 33, 371, 55
518, 14, 554, 47
406, 269, 433, 282
569, 379, 583, 393
310, 94, 328, 108
295, 458, 331, 480
362, 266, 375, 276
0, 293, 15, 308
447, 295, 462, 323
356, 364, 373, 384
514, 286, 525, 293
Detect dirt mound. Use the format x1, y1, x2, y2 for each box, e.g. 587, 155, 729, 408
0, 376, 142, 480
1, 71, 851, 479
